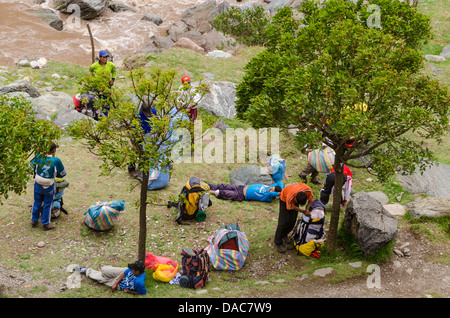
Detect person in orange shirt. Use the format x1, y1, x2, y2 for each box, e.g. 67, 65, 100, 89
274, 183, 314, 253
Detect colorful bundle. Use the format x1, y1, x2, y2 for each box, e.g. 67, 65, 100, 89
83, 200, 125, 231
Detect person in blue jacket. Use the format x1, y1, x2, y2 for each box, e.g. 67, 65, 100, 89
74, 260, 146, 295
208, 181, 284, 202
30, 143, 66, 231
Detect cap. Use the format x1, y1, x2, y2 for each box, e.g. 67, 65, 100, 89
128, 260, 145, 272
49, 143, 59, 152
181, 75, 190, 83
99, 50, 109, 57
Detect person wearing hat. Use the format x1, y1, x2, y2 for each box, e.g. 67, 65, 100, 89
74, 260, 147, 295
89, 50, 116, 87
178, 75, 201, 122
87, 50, 116, 118
30, 143, 67, 231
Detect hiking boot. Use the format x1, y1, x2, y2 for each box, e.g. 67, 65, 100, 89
298, 174, 307, 183
275, 243, 286, 253
31, 221, 38, 228
129, 170, 139, 179
43, 224, 55, 231
311, 177, 321, 185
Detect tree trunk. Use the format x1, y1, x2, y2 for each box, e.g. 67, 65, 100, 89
138, 170, 149, 262
327, 145, 345, 251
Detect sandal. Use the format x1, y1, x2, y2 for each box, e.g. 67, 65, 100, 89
43, 224, 55, 231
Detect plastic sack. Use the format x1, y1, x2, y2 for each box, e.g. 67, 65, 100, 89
153, 264, 179, 283
147, 166, 170, 190
83, 200, 125, 231
145, 252, 178, 271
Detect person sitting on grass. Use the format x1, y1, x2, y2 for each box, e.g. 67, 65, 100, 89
74, 260, 146, 295
208, 181, 284, 203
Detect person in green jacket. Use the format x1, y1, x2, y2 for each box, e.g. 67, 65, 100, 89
89, 50, 116, 87
88, 50, 116, 117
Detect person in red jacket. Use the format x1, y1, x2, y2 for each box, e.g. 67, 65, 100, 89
274, 183, 314, 253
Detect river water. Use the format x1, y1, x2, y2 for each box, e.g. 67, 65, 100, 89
0, 0, 218, 67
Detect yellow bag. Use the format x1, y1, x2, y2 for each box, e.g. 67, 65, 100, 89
153, 264, 179, 282
295, 240, 324, 257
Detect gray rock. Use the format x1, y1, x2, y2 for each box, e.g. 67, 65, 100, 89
54, 0, 109, 20
207, 50, 232, 59
28, 8, 63, 31
168, 21, 189, 42
152, 36, 174, 50
425, 55, 446, 62
181, 0, 218, 29
405, 197, 450, 219
141, 13, 163, 26
197, 81, 237, 118
0, 80, 40, 98
367, 191, 389, 205
30, 91, 74, 116
344, 191, 398, 255
229, 165, 274, 186
53, 108, 91, 131
108, 2, 136, 12
397, 163, 450, 198
439, 45, 450, 58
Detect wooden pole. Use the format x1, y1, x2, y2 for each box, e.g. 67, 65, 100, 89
87, 23, 95, 63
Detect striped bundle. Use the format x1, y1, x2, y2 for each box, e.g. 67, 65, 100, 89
205, 223, 249, 271
308, 147, 335, 173
84, 200, 126, 231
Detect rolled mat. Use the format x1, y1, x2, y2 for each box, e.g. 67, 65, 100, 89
179, 275, 191, 288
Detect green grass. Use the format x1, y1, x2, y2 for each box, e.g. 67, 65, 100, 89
0, 0, 448, 299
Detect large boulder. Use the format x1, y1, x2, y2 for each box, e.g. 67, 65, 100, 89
30, 91, 74, 117
52, 108, 91, 131
397, 163, 450, 198
197, 81, 237, 119
344, 191, 398, 255
172, 37, 205, 55
0, 80, 41, 98
28, 8, 63, 31
229, 165, 274, 186
53, 0, 109, 20
405, 197, 450, 219
181, 0, 218, 31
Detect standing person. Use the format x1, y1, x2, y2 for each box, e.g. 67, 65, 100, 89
209, 181, 283, 202
178, 75, 201, 122
128, 100, 157, 178
88, 50, 116, 118
274, 183, 314, 253
74, 260, 146, 295
89, 50, 116, 87
319, 165, 352, 207
30, 143, 66, 231
298, 146, 335, 184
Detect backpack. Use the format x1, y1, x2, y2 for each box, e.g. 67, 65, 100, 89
291, 200, 326, 256
179, 248, 211, 289
168, 177, 212, 224
204, 223, 250, 271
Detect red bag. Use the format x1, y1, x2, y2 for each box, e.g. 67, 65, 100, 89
145, 252, 178, 271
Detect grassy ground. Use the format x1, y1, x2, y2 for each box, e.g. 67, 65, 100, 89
0, 1, 448, 299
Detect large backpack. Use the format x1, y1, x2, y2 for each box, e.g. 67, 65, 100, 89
179, 248, 211, 289
168, 177, 212, 224
204, 223, 250, 271
291, 200, 326, 256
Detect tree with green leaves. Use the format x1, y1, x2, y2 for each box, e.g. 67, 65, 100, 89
235, 0, 449, 252
0, 95, 61, 202
68, 68, 208, 261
